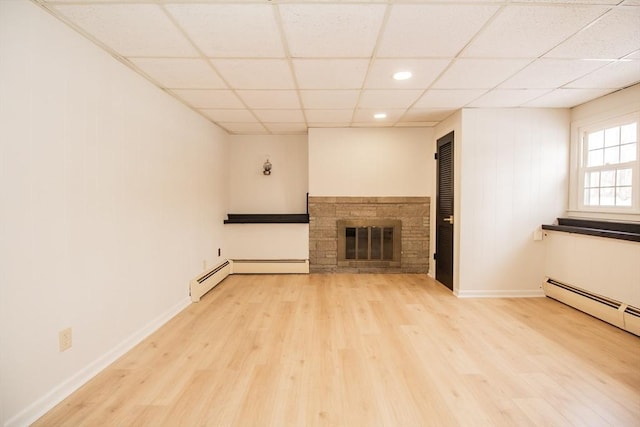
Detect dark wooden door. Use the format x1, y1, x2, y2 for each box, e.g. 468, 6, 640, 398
436, 131, 454, 291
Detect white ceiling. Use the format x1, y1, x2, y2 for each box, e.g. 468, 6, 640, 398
36, 0, 640, 135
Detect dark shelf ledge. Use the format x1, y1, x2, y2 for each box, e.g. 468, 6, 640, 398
224, 214, 310, 224
542, 218, 640, 243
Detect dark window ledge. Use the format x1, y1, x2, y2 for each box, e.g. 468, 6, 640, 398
542, 218, 640, 243
224, 214, 309, 224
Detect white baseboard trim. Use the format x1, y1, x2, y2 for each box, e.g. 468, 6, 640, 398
5, 297, 191, 427
455, 289, 545, 298
230, 259, 309, 274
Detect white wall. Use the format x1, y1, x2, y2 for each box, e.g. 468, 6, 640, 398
544, 231, 640, 308
456, 108, 569, 296
308, 127, 434, 196
228, 135, 308, 214
0, 2, 228, 426
225, 224, 309, 260
571, 84, 640, 124
225, 135, 308, 260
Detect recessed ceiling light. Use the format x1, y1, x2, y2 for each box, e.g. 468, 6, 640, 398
374, 113, 387, 119
393, 71, 413, 81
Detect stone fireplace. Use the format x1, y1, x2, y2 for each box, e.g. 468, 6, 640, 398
308, 196, 430, 273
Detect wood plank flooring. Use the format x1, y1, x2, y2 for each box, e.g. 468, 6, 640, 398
34, 274, 640, 426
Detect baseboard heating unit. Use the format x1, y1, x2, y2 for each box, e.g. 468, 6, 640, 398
230, 259, 309, 274
543, 278, 640, 336
190, 260, 231, 302
190, 259, 309, 302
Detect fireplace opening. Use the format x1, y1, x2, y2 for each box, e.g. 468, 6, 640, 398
338, 220, 401, 267
345, 226, 394, 260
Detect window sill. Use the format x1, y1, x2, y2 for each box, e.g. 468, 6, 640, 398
542, 218, 640, 243
566, 209, 640, 224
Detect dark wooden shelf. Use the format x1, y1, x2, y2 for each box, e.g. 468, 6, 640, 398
224, 214, 310, 224
542, 218, 640, 242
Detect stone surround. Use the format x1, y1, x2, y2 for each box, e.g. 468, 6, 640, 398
308, 196, 430, 273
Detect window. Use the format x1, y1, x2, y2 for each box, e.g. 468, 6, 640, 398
578, 114, 639, 213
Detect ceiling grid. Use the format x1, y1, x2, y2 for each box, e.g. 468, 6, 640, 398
35, 0, 640, 134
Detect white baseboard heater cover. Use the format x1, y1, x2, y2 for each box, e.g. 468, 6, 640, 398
190, 259, 310, 302
190, 260, 230, 302
230, 259, 309, 274
543, 278, 640, 336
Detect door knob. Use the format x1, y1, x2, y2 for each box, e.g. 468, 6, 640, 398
443, 215, 454, 224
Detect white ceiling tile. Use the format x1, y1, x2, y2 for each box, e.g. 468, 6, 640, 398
378, 4, 500, 57
212, 59, 295, 89
433, 59, 532, 89
462, 4, 609, 58
516, 0, 619, 3
565, 60, 640, 89
43, 0, 638, 135
395, 122, 438, 127
402, 108, 456, 122
165, 4, 284, 58
53, 4, 197, 57
252, 109, 306, 123
625, 50, 640, 59
293, 59, 369, 89
305, 110, 354, 123
279, 3, 386, 58
263, 123, 308, 134
352, 122, 394, 128
364, 59, 452, 89
237, 91, 301, 109
353, 109, 405, 123
273, 0, 388, 4
523, 88, 614, 107
358, 90, 423, 109
413, 89, 487, 109
500, 59, 608, 89
45, 0, 182, 2
200, 109, 256, 123
171, 89, 244, 109
130, 58, 226, 89
468, 89, 552, 107
308, 124, 351, 129
300, 90, 360, 109
219, 122, 268, 135
622, 0, 640, 5
545, 7, 640, 60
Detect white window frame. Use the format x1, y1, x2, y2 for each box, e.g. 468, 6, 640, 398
571, 112, 640, 219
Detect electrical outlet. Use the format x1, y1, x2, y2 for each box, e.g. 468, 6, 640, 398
59, 327, 72, 352
533, 229, 543, 241
218, 248, 221, 257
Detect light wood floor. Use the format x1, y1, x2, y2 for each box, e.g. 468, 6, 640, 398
34, 274, 640, 426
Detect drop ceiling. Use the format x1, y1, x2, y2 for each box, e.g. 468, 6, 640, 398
35, 0, 640, 135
